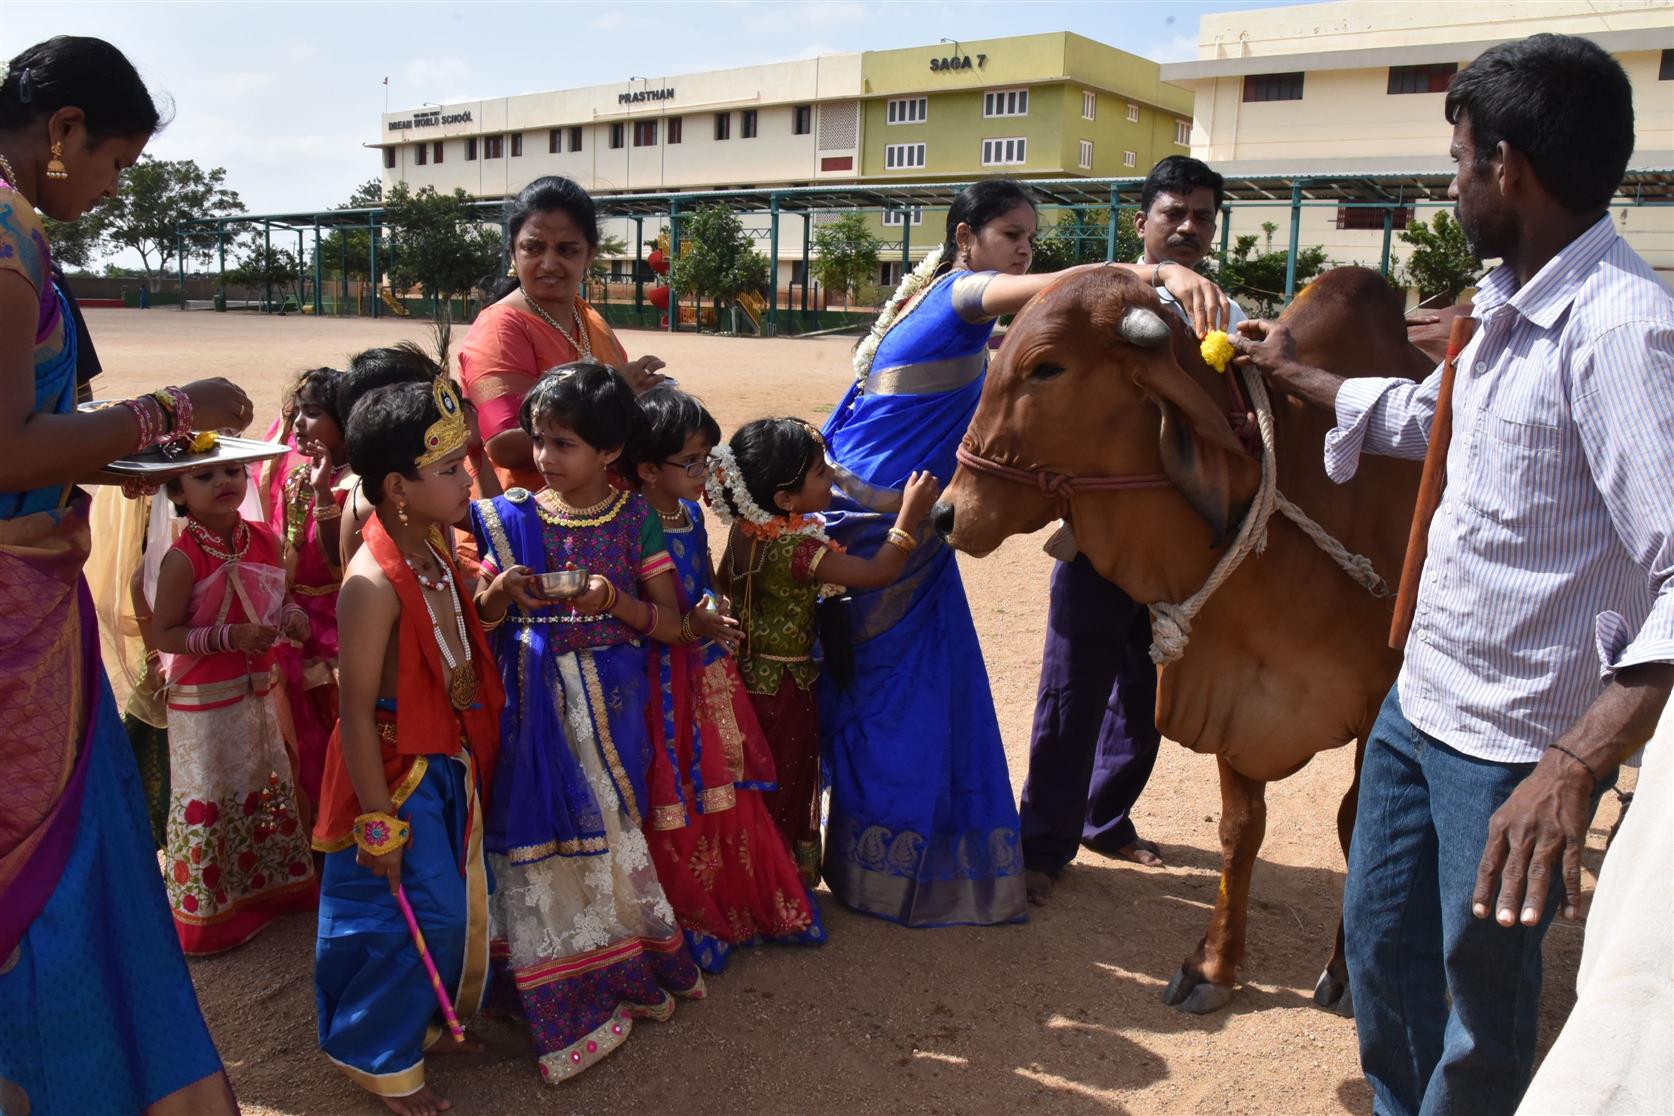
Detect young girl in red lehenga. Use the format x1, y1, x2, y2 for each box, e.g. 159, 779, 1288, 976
260, 367, 348, 819
633, 388, 824, 972
152, 460, 317, 954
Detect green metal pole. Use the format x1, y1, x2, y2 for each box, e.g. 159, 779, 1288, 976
768, 194, 780, 337
313, 220, 323, 315
369, 216, 379, 320
1219, 205, 1231, 266
1282, 182, 1304, 303
176, 226, 185, 309
633, 216, 644, 312
667, 200, 679, 334
801, 213, 811, 314
218, 223, 226, 304
263, 222, 272, 312
1379, 206, 1395, 277
900, 213, 910, 274
1106, 186, 1119, 262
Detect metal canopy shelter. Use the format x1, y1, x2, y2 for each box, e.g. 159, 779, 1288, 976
177, 168, 1674, 329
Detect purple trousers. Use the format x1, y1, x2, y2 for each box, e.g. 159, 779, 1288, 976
1019, 554, 1162, 877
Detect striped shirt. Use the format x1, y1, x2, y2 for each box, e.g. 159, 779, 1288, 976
1325, 215, 1674, 764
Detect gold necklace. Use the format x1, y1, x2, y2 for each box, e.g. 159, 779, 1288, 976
0, 154, 17, 187
536, 487, 627, 527
523, 294, 593, 359
654, 503, 688, 528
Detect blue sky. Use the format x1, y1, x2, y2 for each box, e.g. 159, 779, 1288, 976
7, 0, 1324, 217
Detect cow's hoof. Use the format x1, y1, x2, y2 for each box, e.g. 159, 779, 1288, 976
1312, 969, 1354, 1018
1161, 966, 1235, 1014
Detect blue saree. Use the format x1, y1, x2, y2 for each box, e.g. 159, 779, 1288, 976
818, 269, 1027, 927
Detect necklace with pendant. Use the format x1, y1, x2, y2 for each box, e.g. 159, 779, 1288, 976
407, 541, 478, 710
187, 516, 251, 563
655, 503, 688, 528
524, 295, 593, 360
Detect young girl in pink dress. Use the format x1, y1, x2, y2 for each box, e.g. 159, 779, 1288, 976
151, 461, 317, 954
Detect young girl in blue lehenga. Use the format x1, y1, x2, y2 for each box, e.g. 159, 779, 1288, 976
819, 178, 1233, 927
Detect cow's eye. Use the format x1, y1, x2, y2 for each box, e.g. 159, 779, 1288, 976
1029, 362, 1066, 381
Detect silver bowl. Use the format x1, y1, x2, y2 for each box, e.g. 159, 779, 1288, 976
535, 569, 589, 599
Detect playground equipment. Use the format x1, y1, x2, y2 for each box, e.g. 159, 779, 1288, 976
379, 287, 412, 317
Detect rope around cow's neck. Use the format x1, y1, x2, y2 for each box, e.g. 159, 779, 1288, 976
1145, 365, 1390, 665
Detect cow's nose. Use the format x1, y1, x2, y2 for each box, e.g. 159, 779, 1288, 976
931, 500, 955, 539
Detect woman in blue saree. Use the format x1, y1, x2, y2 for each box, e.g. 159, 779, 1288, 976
819, 179, 1230, 926
0, 38, 254, 1115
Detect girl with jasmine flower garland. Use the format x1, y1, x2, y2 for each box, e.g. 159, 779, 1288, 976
817, 179, 1231, 927
708, 419, 940, 883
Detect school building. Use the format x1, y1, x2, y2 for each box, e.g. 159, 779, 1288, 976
370, 32, 1194, 291
1159, 0, 1674, 281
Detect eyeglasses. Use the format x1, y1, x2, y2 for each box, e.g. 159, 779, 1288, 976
663, 458, 708, 478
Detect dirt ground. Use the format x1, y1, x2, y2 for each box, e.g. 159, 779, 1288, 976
86, 309, 1626, 1116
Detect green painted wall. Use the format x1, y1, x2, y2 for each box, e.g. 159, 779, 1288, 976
862, 85, 1067, 178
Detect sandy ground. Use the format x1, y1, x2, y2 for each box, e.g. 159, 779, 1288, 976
85, 309, 1626, 1116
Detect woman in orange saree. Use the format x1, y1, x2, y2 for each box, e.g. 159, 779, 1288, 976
458, 176, 665, 493
0, 37, 253, 1115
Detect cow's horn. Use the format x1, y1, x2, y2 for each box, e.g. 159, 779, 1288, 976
1119, 306, 1171, 348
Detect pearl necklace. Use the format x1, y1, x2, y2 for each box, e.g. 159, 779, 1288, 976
0, 154, 17, 188
654, 503, 689, 528
405, 540, 479, 710
186, 516, 251, 563
523, 294, 593, 360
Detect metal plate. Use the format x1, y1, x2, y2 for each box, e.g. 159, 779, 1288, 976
90, 435, 289, 479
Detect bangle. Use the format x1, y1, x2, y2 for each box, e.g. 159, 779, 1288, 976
119, 395, 166, 452
1151, 259, 1178, 288
1548, 743, 1602, 789
598, 578, 619, 614
637, 602, 659, 636
153, 386, 194, 439
313, 502, 342, 522
886, 527, 918, 555
680, 610, 698, 644
352, 811, 410, 857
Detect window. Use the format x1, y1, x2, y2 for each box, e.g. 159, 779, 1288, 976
884, 142, 926, 170
983, 88, 1028, 117
1336, 205, 1412, 230
1078, 140, 1093, 170
1662, 48, 1674, 80
881, 206, 923, 226
633, 120, 658, 147
382, 147, 395, 169
1126, 102, 1140, 123
549, 128, 562, 153
1387, 62, 1457, 95
568, 126, 583, 151
433, 140, 443, 164
414, 141, 427, 166
886, 96, 927, 124
667, 117, 683, 144
879, 261, 902, 287
510, 133, 522, 157
1243, 72, 1305, 102
464, 137, 477, 161
793, 105, 812, 135
483, 135, 503, 159
980, 137, 1026, 166
714, 112, 731, 141
1082, 90, 1097, 120
1122, 149, 1137, 168
1174, 119, 1191, 145
741, 109, 758, 139
609, 122, 624, 149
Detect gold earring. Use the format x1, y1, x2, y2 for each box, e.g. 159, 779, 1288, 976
45, 142, 68, 181
506, 263, 517, 277
397, 500, 410, 525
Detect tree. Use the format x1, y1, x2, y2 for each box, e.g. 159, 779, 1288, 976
1205, 221, 1329, 317
380, 183, 502, 323
1031, 208, 1143, 273
85, 155, 244, 288
318, 179, 384, 284
667, 203, 769, 333
811, 212, 883, 310
41, 216, 104, 270
226, 241, 304, 309
587, 234, 631, 294
1397, 210, 1483, 306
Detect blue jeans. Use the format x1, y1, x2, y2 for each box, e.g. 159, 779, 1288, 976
1345, 686, 1607, 1116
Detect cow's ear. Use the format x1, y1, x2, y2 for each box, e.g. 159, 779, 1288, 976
1130, 361, 1253, 547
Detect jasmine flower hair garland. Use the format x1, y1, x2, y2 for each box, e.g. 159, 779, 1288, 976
850, 244, 947, 393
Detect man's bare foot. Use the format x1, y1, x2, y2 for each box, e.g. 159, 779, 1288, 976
380, 1085, 452, 1116
1025, 869, 1055, 906
1114, 838, 1164, 867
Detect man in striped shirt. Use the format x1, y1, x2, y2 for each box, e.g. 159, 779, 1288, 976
1236, 34, 1672, 1116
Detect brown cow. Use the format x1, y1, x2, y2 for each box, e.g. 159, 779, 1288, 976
934, 265, 1437, 1014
